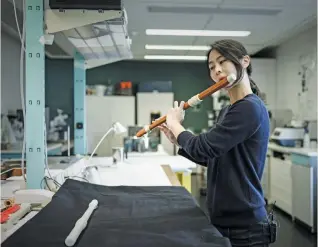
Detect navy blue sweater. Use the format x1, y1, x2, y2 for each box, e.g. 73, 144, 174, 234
177, 94, 269, 227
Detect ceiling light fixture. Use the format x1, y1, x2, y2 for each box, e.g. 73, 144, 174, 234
145, 45, 211, 51
145, 29, 250, 37
144, 55, 207, 61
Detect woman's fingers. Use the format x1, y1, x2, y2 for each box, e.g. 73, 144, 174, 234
179, 101, 185, 110
162, 123, 168, 128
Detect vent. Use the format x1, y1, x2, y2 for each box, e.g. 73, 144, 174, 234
148, 6, 282, 16
62, 10, 132, 68
49, 0, 122, 10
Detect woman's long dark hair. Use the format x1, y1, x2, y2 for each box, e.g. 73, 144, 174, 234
207, 39, 261, 96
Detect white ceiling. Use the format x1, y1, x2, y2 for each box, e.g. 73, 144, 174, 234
2, 0, 317, 62
123, 0, 317, 59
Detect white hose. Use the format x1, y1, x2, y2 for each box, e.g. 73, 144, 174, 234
65, 199, 98, 246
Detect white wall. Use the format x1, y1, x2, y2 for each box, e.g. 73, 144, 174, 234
251, 58, 277, 111
1, 31, 23, 114
276, 26, 317, 121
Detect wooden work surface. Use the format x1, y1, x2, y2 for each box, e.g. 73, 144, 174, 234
160, 165, 181, 186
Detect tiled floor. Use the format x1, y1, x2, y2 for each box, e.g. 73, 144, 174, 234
190, 174, 317, 247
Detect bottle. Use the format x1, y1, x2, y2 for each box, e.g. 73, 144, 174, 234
303, 122, 310, 148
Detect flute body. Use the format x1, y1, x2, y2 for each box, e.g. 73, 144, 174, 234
135, 74, 236, 138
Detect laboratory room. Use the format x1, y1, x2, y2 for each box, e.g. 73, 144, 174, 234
0, 0, 317, 247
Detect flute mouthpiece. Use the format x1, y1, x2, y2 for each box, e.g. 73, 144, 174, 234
227, 74, 237, 84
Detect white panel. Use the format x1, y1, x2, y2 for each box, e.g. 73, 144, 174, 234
220, 1, 283, 8
123, 2, 212, 30
86, 96, 135, 156
221, 0, 313, 7
206, 14, 274, 30
137, 92, 174, 155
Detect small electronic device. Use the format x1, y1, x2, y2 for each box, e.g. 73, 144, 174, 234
270, 127, 304, 147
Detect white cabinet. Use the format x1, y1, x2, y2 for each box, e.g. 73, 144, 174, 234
269, 154, 293, 215
86, 96, 135, 156
291, 154, 317, 233
137, 92, 174, 155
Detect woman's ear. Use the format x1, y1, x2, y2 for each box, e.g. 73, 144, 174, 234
241, 55, 250, 69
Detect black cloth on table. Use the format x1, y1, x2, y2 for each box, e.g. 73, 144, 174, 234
2, 179, 232, 247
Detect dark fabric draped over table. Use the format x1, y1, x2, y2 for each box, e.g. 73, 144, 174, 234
3, 179, 231, 247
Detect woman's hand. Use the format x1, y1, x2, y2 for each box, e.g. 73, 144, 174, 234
157, 123, 179, 146
166, 101, 185, 129
156, 101, 186, 145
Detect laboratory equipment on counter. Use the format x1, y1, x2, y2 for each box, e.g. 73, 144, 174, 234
270, 127, 305, 147
124, 126, 160, 154
135, 74, 236, 137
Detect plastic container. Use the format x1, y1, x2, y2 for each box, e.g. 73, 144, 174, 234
303, 132, 310, 148
95, 85, 107, 96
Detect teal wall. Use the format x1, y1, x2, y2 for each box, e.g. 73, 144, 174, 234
45, 59, 213, 135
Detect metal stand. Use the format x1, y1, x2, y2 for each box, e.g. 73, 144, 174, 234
74, 51, 87, 155
25, 0, 45, 189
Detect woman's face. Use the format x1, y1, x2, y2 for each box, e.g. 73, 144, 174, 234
208, 49, 237, 83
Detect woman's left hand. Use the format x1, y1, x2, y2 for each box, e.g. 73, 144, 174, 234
166, 101, 185, 129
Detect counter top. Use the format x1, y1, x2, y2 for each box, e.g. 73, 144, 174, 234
268, 142, 318, 156
124, 155, 197, 172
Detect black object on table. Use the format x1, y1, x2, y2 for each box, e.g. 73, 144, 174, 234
2, 179, 231, 247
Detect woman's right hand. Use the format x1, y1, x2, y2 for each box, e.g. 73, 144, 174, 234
157, 123, 179, 146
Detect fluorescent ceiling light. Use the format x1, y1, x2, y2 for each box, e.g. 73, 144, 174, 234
146, 29, 250, 37
144, 55, 207, 61
145, 45, 211, 51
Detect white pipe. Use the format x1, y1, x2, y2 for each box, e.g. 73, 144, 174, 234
65, 199, 98, 247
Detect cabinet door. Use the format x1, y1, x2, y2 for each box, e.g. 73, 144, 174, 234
291, 164, 313, 227
270, 156, 292, 215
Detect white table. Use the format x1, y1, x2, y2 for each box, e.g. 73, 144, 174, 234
124, 155, 197, 173
98, 163, 172, 186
